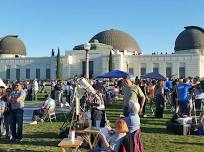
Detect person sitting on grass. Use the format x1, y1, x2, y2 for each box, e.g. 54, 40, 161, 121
30, 94, 55, 124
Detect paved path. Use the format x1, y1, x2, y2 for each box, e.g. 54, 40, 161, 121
23, 103, 70, 125
23, 107, 38, 124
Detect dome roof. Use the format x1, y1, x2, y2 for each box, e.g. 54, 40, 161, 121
89, 29, 141, 54
175, 26, 204, 51
0, 35, 26, 56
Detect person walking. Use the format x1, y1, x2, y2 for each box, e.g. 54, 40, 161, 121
10, 82, 26, 142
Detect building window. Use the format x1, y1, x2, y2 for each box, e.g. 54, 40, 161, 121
166, 63, 172, 78
129, 68, 134, 75
82, 61, 94, 78
16, 69, 20, 80
166, 67, 172, 78
6, 65, 11, 80
26, 69, 30, 79
179, 67, 185, 78
6, 69, 10, 79
153, 67, 159, 73
36, 69, 40, 79
140, 67, 146, 76
46, 68, 51, 80
153, 63, 159, 73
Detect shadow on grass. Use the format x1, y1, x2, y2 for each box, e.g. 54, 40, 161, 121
141, 118, 168, 126
141, 126, 168, 134
0, 148, 45, 152
170, 141, 204, 146
24, 132, 58, 139
0, 138, 59, 147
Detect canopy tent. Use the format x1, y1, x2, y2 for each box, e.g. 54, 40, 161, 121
143, 72, 166, 81
0, 79, 6, 88
96, 70, 130, 78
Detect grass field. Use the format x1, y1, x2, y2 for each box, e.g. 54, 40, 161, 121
0, 94, 204, 151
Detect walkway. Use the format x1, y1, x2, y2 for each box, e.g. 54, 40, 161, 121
23, 102, 70, 125
23, 104, 39, 125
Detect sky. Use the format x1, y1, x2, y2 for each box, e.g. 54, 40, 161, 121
0, 0, 204, 57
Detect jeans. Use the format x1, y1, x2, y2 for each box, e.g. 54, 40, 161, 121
178, 101, 190, 116
4, 114, 11, 137
11, 109, 24, 139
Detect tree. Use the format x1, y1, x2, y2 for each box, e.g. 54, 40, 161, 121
109, 50, 113, 72
56, 48, 62, 80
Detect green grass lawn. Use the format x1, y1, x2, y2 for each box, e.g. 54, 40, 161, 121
0, 98, 204, 151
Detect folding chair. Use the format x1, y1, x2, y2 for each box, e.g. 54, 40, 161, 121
43, 110, 57, 123
48, 111, 57, 123
193, 98, 204, 125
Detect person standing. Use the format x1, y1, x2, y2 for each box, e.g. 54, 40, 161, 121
139, 80, 148, 117
0, 88, 6, 137
122, 76, 145, 117
10, 82, 26, 141
176, 78, 192, 116
154, 80, 165, 118
33, 79, 39, 101
3, 87, 12, 139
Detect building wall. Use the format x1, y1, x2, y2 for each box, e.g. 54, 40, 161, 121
108, 53, 200, 78
0, 48, 202, 81
0, 57, 56, 80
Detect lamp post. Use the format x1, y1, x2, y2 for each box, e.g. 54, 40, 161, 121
84, 42, 91, 79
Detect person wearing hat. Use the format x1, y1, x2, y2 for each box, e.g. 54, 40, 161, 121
122, 75, 145, 117
9, 82, 26, 142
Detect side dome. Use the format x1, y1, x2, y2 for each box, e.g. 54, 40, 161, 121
0, 35, 26, 56
175, 26, 204, 51
89, 29, 141, 54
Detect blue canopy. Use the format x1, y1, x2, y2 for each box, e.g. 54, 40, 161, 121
143, 72, 166, 81
96, 70, 130, 78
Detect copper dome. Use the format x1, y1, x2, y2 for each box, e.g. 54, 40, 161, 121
0, 35, 26, 56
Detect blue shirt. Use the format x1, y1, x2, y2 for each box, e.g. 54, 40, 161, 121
176, 83, 192, 102
165, 80, 173, 90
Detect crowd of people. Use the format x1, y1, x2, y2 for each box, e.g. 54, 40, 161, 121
0, 74, 204, 150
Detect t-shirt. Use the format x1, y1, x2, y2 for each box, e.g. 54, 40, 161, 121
122, 84, 145, 107
165, 80, 173, 90
176, 83, 192, 102
109, 133, 126, 152
11, 90, 26, 110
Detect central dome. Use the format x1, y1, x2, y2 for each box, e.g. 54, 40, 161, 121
89, 29, 141, 54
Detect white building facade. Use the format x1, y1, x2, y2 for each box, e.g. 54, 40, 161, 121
1, 27, 204, 80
